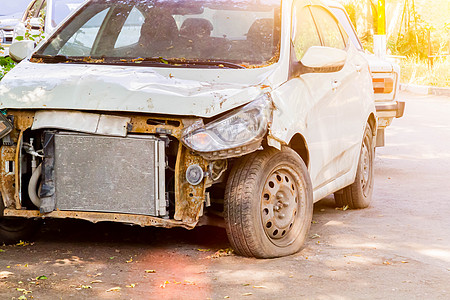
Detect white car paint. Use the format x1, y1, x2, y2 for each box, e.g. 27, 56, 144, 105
324, 0, 405, 146
1, 0, 376, 204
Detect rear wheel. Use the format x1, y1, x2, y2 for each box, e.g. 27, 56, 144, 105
0, 200, 41, 244
334, 125, 374, 209
224, 147, 313, 258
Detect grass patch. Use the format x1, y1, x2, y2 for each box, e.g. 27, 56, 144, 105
399, 56, 450, 87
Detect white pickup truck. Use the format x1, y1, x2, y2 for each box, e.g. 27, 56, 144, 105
325, 0, 405, 147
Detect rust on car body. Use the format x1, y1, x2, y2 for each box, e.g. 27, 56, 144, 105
0, 110, 208, 228
3, 209, 196, 229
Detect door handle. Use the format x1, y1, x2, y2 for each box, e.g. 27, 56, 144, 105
355, 64, 362, 72
332, 80, 341, 91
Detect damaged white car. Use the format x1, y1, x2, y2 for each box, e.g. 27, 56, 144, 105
0, 0, 376, 258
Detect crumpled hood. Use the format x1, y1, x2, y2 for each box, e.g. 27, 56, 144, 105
0, 61, 275, 118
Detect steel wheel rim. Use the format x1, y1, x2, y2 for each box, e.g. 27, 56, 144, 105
360, 135, 371, 196
260, 166, 305, 247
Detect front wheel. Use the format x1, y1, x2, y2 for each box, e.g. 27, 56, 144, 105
0, 200, 41, 244
334, 124, 375, 209
224, 147, 313, 258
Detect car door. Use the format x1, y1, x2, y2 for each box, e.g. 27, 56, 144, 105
271, 1, 365, 199
308, 5, 366, 186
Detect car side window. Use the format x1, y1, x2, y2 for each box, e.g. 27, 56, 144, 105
291, 4, 321, 61
310, 7, 346, 50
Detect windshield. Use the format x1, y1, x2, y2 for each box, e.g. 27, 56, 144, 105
1, 0, 32, 17
35, 0, 281, 68
51, 0, 86, 27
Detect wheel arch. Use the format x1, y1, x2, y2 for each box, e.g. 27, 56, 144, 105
288, 133, 310, 168
367, 112, 377, 136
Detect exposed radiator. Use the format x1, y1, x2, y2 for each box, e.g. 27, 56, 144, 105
53, 132, 167, 217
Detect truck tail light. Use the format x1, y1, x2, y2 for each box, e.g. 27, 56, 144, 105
372, 77, 394, 94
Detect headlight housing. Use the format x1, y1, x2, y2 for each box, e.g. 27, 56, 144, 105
182, 94, 272, 158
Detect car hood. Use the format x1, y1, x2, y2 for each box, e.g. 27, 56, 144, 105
0, 61, 275, 118
0, 16, 21, 29
362, 53, 393, 73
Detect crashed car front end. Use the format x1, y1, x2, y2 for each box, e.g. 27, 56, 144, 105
0, 0, 281, 230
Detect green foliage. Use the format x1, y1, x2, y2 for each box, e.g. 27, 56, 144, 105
388, 13, 432, 58
0, 48, 16, 80
15, 11, 45, 44
399, 56, 450, 87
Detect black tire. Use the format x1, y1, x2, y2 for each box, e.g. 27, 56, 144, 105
224, 147, 313, 258
0, 200, 41, 244
334, 125, 374, 209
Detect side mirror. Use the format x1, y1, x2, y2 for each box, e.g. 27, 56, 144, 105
9, 40, 35, 62
300, 46, 347, 73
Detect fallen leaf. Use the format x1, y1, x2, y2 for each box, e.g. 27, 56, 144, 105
126, 257, 133, 263
106, 287, 121, 292
81, 285, 92, 289
109, 257, 115, 260
242, 293, 253, 296
16, 241, 29, 246
183, 280, 196, 285
126, 283, 136, 288
207, 248, 234, 259
335, 205, 349, 211
310, 234, 320, 239
224, 297, 230, 299
383, 261, 391, 265
253, 286, 267, 289
18, 296, 27, 300
36, 275, 47, 280
0, 249, 5, 252
401, 261, 408, 264
242, 283, 250, 286
91, 280, 103, 284
197, 249, 211, 252
160, 280, 170, 288
145, 270, 156, 273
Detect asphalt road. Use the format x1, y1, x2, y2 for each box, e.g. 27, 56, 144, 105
1, 91, 449, 299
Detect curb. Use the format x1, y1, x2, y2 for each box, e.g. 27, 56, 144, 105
400, 83, 450, 97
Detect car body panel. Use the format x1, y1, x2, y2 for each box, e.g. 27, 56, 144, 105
0, 0, 376, 225
324, 0, 404, 146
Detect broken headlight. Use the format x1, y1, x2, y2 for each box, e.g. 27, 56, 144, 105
182, 94, 272, 154
0, 113, 13, 139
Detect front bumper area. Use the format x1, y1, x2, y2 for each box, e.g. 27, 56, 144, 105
0, 110, 212, 229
